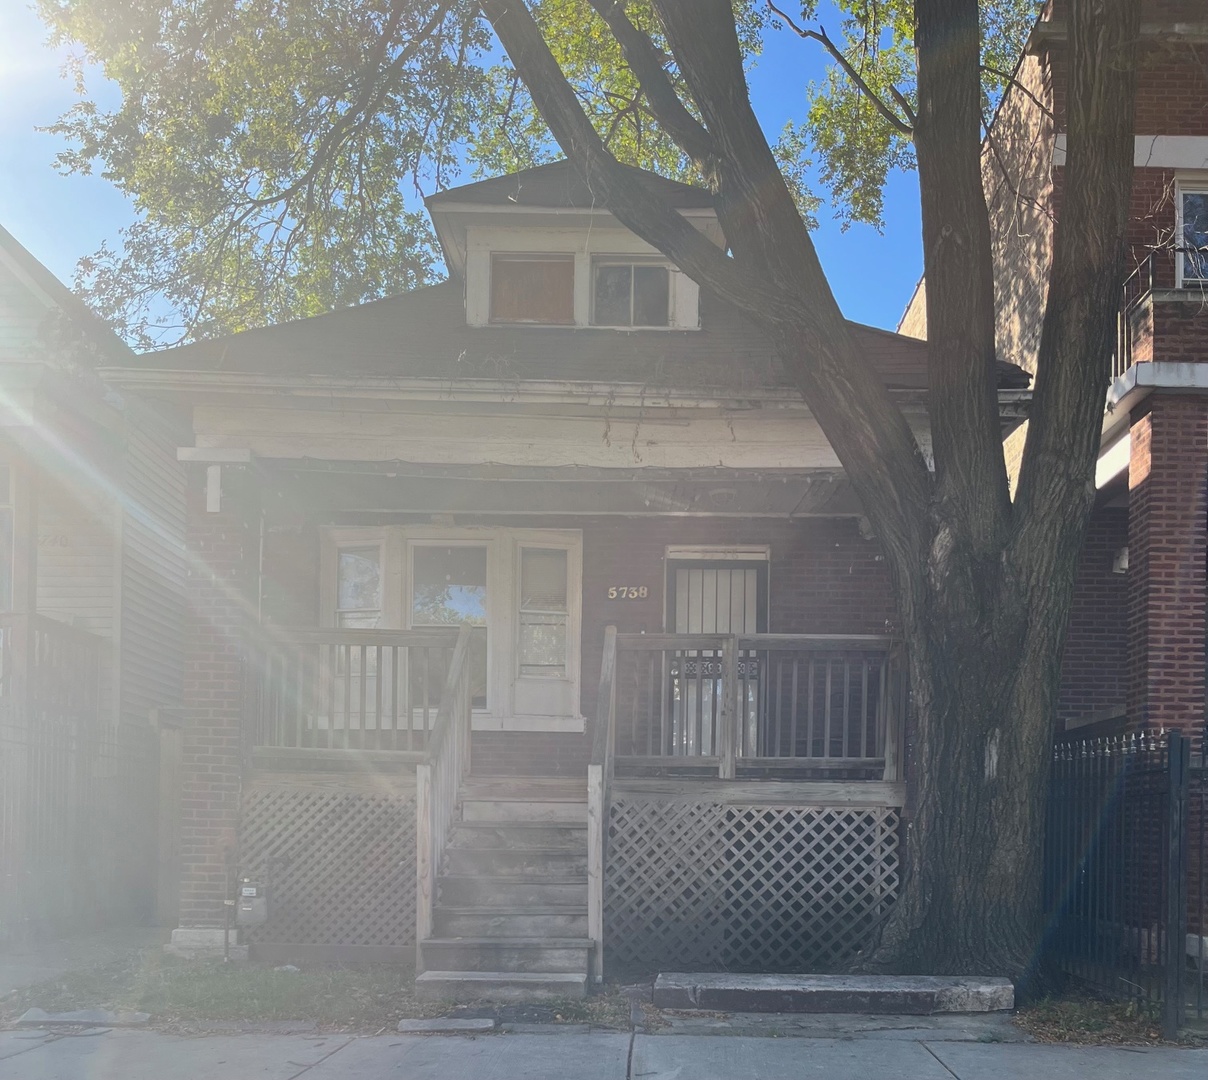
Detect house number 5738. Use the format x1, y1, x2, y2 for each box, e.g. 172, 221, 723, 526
608, 586, 649, 599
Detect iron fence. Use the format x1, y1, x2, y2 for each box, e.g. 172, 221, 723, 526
1044, 729, 1206, 1036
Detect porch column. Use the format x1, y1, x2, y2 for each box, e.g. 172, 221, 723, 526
1126, 394, 1208, 733
168, 461, 260, 957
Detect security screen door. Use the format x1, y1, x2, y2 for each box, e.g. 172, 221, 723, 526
666, 561, 767, 756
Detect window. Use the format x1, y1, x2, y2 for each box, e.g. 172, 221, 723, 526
518, 547, 568, 677
490, 254, 574, 324
336, 547, 381, 629
411, 545, 489, 709
592, 259, 671, 326
1180, 184, 1208, 286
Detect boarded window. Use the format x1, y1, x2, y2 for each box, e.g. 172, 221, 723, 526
490, 254, 575, 324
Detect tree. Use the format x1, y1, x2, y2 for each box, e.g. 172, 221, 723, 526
39, 0, 1139, 985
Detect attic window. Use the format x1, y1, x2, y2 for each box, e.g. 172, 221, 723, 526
592, 259, 671, 327
490, 254, 574, 324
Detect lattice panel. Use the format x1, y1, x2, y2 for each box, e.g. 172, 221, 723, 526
606, 800, 899, 972
239, 786, 417, 947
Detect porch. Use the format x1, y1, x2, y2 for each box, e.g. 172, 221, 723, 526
239, 623, 906, 992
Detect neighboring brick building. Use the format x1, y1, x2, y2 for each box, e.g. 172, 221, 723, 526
901, 0, 1208, 735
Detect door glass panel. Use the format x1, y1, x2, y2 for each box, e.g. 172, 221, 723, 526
411, 545, 488, 709
336, 547, 381, 629
519, 547, 568, 677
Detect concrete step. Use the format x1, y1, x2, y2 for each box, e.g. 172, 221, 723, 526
434, 906, 589, 939
652, 973, 1015, 1014
438, 874, 587, 908
444, 846, 588, 878
420, 937, 592, 973
416, 970, 587, 1002
460, 799, 587, 824
448, 821, 587, 850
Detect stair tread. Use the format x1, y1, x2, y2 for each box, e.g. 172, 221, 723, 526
417, 970, 587, 984
422, 937, 593, 947
447, 846, 584, 855
440, 873, 587, 883
454, 820, 587, 829
436, 903, 587, 914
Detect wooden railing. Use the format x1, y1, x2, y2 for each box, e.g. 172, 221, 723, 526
604, 631, 905, 781
0, 613, 102, 728
587, 625, 617, 984
249, 626, 461, 754
415, 624, 474, 971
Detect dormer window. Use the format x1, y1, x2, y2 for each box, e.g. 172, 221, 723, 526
592, 258, 671, 327
489, 253, 574, 324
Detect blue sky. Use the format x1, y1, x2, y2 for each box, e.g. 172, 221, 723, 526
0, 2, 922, 338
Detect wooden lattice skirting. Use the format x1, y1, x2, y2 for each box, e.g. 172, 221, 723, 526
605, 800, 900, 972
239, 783, 417, 949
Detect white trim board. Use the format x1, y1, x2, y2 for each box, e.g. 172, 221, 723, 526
1054, 135, 1208, 170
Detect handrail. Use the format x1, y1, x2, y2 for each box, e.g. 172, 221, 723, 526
587, 625, 617, 985
0, 612, 103, 725
415, 623, 474, 971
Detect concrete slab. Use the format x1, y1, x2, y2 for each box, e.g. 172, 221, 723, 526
0, 1030, 52, 1063
18, 1007, 149, 1026
926, 1042, 1208, 1079
0, 1029, 353, 1080
305, 1032, 631, 1080
647, 1010, 1030, 1041
632, 1034, 956, 1079
396, 1017, 497, 1033
653, 972, 1014, 1013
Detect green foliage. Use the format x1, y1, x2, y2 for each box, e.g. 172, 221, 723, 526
36, 0, 1038, 344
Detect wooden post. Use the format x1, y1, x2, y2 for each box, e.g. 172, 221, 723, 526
881, 648, 904, 783
587, 763, 604, 984
717, 636, 739, 780
415, 762, 433, 971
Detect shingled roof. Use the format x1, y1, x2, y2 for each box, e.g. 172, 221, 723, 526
425, 160, 715, 211
123, 278, 1029, 395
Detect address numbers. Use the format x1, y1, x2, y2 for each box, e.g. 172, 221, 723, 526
607, 586, 649, 599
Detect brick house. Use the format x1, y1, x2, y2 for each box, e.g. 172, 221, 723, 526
901, 0, 1208, 740
98, 160, 1029, 995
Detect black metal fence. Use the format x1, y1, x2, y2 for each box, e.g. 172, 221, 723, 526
1044, 730, 1206, 1036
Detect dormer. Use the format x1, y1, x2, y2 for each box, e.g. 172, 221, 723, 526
425, 161, 722, 330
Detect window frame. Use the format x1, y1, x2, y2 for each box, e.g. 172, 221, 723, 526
589, 256, 674, 328
1176, 178, 1208, 288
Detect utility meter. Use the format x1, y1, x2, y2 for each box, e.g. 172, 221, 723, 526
236, 878, 269, 926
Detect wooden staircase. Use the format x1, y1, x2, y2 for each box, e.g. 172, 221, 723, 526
415, 778, 592, 1000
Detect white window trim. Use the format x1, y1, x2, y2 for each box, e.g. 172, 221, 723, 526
322, 525, 585, 733
1175, 176, 1208, 289
465, 224, 700, 330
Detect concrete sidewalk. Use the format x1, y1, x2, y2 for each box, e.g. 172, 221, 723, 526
2, 1027, 1206, 1079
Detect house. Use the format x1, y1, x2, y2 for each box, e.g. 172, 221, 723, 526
98, 159, 1029, 995
900, 0, 1208, 742
0, 224, 187, 945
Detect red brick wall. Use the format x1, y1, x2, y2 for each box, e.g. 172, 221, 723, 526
1127, 395, 1208, 733
1058, 507, 1130, 725
177, 468, 258, 927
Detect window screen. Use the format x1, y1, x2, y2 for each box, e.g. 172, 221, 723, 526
518, 547, 568, 677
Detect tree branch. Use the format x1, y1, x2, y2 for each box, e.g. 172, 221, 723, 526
767, 2, 914, 135
586, 0, 717, 167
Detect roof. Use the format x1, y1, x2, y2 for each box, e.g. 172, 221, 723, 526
426, 160, 715, 211
114, 279, 1029, 394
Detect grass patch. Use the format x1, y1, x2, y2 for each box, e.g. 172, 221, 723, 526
1014, 994, 1206, 1046
0, 949, 632, 1032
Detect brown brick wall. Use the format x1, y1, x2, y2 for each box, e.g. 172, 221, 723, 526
1127, 394, 1208, 733
177, 468, 258, 928
1058, 507, 1129, 725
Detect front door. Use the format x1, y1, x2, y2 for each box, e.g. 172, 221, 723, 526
666, 559, 767, 756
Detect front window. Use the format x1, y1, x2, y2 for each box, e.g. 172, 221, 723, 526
1179, 184, 1208, 285
490, 254, 575, 324
592, 259, 671, 326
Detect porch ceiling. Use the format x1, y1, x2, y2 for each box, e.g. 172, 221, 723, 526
259, 461, 863, 517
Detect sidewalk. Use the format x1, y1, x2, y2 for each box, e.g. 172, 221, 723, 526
2, 1026, 1206, 1079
